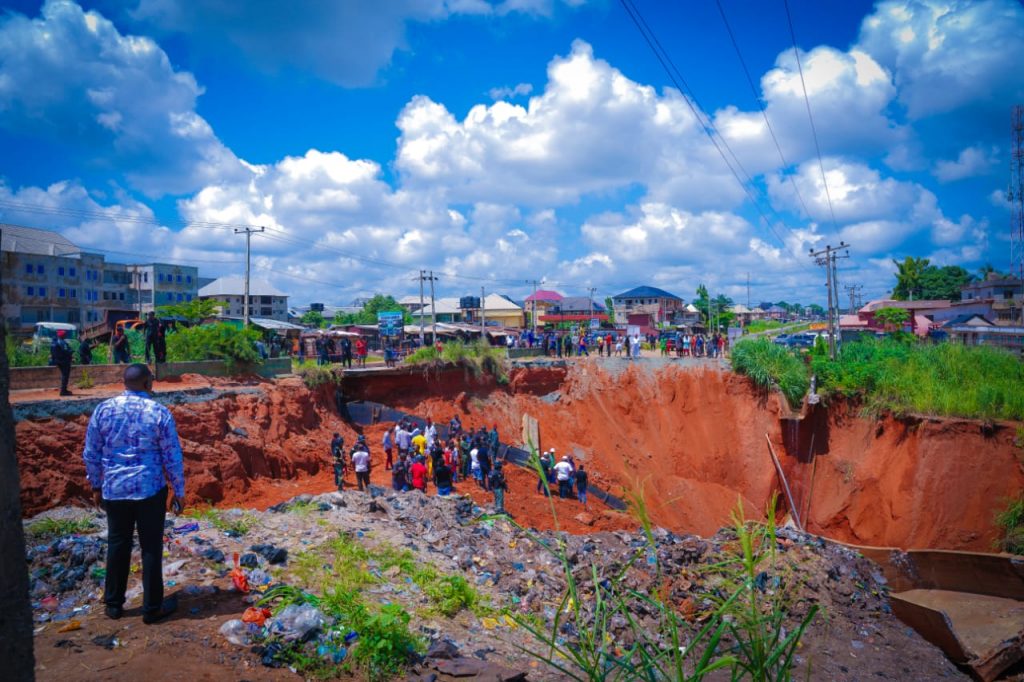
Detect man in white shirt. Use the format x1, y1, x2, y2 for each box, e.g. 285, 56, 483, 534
553, 456, 574, 499
351, 447, 370, 491
425, 418, 437, 450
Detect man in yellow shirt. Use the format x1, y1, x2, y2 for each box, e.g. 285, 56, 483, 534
411, 430, 427, 456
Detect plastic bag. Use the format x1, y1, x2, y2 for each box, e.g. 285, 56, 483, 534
242, 606, 272, 626
219, 619, 252, 646
267, 604, 326, 642
230, 553, 249, 593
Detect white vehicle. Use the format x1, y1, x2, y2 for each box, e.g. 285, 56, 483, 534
32, 322, 78, 352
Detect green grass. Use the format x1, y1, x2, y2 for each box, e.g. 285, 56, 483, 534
264, 532, 488, 680
296, 363, 345, 389
745, 320, 787, 334
405, 339, 508, 382
184, 507, 258, 535
995, 492, 1024, 555
26, 517, 96, 538
812, 338, 1024, 421
730, 339, 809, 409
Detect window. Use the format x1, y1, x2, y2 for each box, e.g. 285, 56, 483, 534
158, 273, 164, 282
38, 287, 46, 297
186, 294, 192, 302
58, 266, 65, 276
176, 293, 183, 302
38, 264, 44, 274
69, 267, 76, 277
58, 288, 66, 298
70, 289, 76, 298
119, 292, 125, 301
144, 272, 149, 283
26, 286, 34, 296
186, 275, 192, 284
176, 274, 182, 283
25, 263, 32, 274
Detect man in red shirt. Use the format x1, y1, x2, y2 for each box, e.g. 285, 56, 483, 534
355, 337, 368, 367
409, 456, 428, 493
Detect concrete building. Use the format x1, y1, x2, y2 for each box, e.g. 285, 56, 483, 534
611, 285, 684, 325
129, 263, 199, 314
408, 293, 525, 328
958, 274, 1022, 325
1, 224, 141, 333
540, 296, 608, 325
199, 276, 290, 321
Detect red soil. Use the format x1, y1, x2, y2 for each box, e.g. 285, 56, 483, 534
15, 363, 1023, 549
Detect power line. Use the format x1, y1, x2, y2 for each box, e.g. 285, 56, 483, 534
616, 0, 813, 272
714, 0, 814, 220
782, 0, 839, 231
809, 241, 850, 359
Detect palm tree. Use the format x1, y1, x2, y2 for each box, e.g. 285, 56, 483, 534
892, 256, 930, 300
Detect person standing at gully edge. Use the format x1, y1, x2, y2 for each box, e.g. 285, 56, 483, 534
83, 364, 185, 624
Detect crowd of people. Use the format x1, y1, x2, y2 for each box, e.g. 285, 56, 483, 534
504, 328, 728, 360
327, 415, 594, 514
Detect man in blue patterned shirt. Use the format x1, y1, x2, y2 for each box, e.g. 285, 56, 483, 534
83, 363, 186, 624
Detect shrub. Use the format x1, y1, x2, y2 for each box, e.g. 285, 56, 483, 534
297, 363, 344, 389
812, 337, 1024, 421
164, 323, 262, 370
731, 339, 809, 409
994, 493, 1024, 555
405, 339, 507, 382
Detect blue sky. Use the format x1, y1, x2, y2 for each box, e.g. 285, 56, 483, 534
1, 0, 1022, 307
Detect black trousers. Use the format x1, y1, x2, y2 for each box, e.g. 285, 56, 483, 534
355, 470, 370, 490
56, 362, 70, 392
104, 487, 167, 614
145, 336, 157, 362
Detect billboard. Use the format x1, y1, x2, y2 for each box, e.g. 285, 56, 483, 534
377, 311, 404, 336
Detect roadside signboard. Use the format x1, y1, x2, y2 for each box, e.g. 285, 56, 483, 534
377, 311, 403, 337
589, 318, 600, 329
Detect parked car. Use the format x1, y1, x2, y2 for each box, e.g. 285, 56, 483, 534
772, 334, 791, 345
786, 333, 817, 349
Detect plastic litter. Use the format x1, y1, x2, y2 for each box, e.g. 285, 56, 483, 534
266, 604, 327, 642
251, 543, 288, 565
238, 553, 259, 569
230, 553, 250, 593
57, 620, 81, 632
220, 619, 255, 646
246, 568, 272, 588
242, 606, 272, 626
201, 548, 226, 563
172, 522, 199, 535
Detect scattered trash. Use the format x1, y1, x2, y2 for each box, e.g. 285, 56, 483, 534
220, 619, 256, 647
266, 604, 327, 642
200, 548, 225, 563
251, 543, 288, 565
91, 634, 119, 650
239, 553, 260, 569
242, 606, 272, 626
57, 620, 81, 633
173, 522, 199, 535
230, 553, 250, 593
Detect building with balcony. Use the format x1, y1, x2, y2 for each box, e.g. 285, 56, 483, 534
611, 285, 684, 326
199, 276, 290, 321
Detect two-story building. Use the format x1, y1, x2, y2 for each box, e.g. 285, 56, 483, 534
611, 285, 684, 327
131, 263, 200, 313
198, 276, 290, 321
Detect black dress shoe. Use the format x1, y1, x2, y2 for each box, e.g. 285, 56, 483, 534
105, 606, 123, 620
142, 597, 178, 624
60, 390, 73, 396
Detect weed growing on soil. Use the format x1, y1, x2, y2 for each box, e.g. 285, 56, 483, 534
258, 584, 422, 682
812, 338, 1024, 421
507, 453, 817, 681
268, 531, 487, 679
297, 363, 345, 390
184, 507, 258, 536
994, 492, 1024, 555
731, 339, 809, 409
26, 517, 96, 537
404, 339, 508, 382
75, 368, 94, 389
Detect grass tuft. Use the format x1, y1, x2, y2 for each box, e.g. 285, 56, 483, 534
812, 337, 1024, 421
184, 507, 258, 536
731, 339, 809, 409
995, 492, 1024, 555
27, 517, 96, 538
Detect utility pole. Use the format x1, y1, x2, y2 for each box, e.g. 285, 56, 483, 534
587, 287, 596, 331
810, 242, 851, 360
428, 270, 438, 343
418, 270, 425, 345
844, 284, 863, 315
746, 272, 751, 310
234, 226, 264, 327
480, 287, 486, 339
531, 279, 539, 333
1009, 104, 1024, 322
